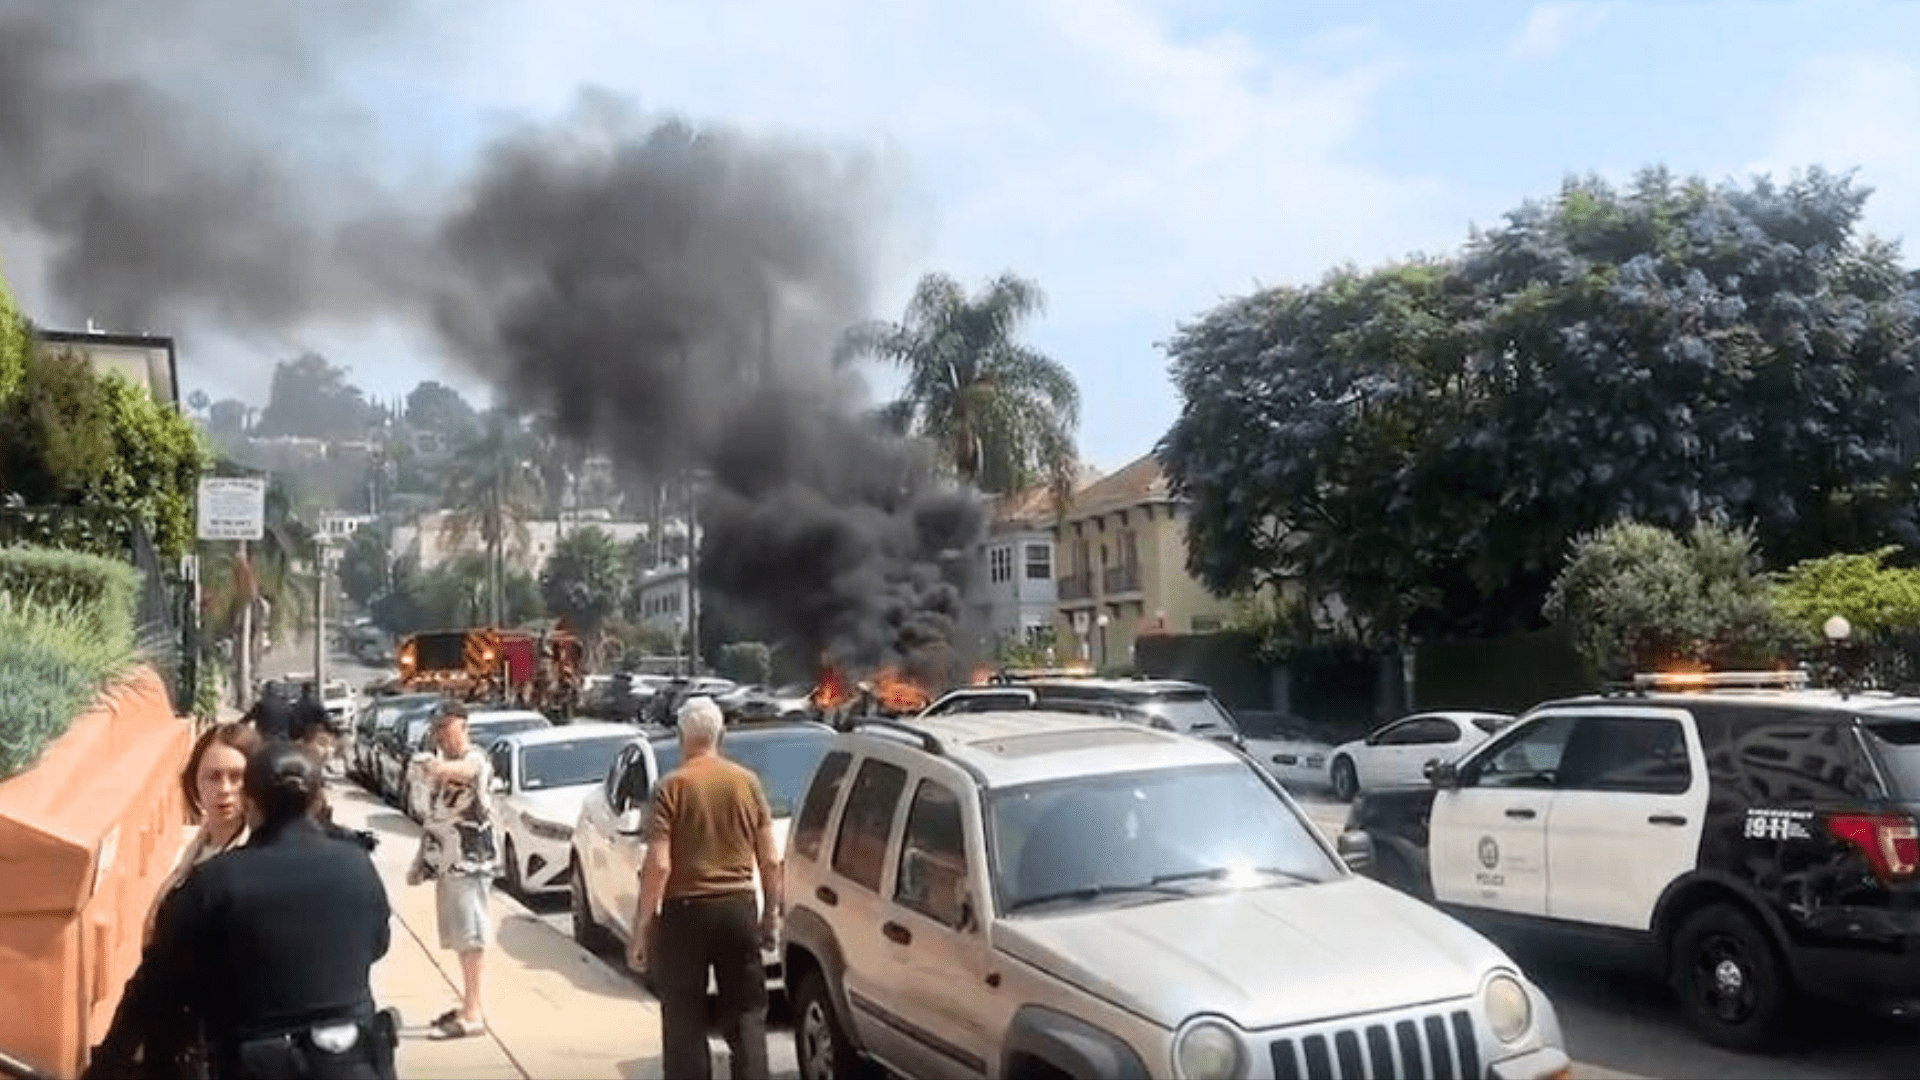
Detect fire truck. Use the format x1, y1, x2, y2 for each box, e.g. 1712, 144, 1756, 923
395, 624, 585, 717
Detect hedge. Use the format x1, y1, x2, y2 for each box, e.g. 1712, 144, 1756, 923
0, 544, 142, 647
0, 592, 145, 779
0, 546, 147, 779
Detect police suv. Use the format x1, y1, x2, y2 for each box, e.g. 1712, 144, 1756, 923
1344, 670, 1920, 1050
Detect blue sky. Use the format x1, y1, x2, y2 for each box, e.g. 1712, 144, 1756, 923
134, 1, 1920, 471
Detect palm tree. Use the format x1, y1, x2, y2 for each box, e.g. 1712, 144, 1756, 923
836, 271, 1082, 505
438, 409, 545, 626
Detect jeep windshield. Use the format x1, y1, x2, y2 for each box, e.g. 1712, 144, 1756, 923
988, 762, 1339, 914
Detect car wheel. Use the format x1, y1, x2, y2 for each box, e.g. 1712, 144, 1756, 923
503, 837, 525, 894
569, 856, 615, 954
792, 969, 870, 1080
1670, 903, 1791, 1051
1330, 756, 1359, 801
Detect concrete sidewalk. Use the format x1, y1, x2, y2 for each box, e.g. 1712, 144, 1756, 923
330, 785, 670, 1080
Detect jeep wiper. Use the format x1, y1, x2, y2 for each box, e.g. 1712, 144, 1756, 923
1147, 866, 1316, 887
1004, 883, 1189, 912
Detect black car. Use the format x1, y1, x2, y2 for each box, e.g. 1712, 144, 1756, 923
1346, 670, 1920, 1050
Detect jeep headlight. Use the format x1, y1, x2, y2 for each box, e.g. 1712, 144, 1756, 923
1173, 1017, 1245, 1080
1483, 972, 1532, 1044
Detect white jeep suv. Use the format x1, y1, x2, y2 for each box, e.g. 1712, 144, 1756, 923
781, 711, 1572, 1080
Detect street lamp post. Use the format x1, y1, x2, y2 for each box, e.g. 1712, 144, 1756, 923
1096, 612, 1111, 670
1825, 614, 1852, 693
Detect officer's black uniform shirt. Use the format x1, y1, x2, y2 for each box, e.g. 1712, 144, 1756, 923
146, 816, 391, 1043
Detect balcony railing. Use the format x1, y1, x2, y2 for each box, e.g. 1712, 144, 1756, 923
1057, 573, 1094, 601
1103, 564, 1143, 593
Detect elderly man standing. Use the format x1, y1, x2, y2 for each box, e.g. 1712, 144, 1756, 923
628, 696, 781, 1080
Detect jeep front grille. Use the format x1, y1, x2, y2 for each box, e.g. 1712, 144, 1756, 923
1270, 1008, 1479, 1080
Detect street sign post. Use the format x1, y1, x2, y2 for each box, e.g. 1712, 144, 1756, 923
196, 477, 266, 542
198, 476, 267, 706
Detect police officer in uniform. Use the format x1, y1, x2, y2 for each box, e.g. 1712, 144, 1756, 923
136, 741, 398, 1079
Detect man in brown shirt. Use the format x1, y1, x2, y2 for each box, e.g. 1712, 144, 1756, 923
628, 695, 782, 1080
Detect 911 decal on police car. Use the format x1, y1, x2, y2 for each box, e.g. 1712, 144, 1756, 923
1743, 808, 1814, 841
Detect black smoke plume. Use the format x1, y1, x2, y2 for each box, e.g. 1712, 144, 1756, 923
0, 3, 986, 682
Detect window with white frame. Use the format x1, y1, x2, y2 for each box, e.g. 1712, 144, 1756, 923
989, 545, 1013, 583
1024, 542, 1051, 580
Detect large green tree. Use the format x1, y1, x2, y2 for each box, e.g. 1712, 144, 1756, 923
0, 269, 28, 404
254, 352, 375, 439
837, 271, 1081, 503
539, 526, 626, 638
0, 345, 210, 561
1161, 167, 1920, 640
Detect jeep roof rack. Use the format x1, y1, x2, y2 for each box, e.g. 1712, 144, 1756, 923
843, 715, 946, 755
1627, 670, 1811, 692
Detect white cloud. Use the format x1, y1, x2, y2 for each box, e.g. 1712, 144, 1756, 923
1745, 51, 1920, 250
425, 0, 1457, 465
1509, 2, 1611, 62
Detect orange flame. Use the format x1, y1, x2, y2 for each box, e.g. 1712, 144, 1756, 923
868, 668, 932, 714
812, 667, 851, 711
969, 666, 996, 686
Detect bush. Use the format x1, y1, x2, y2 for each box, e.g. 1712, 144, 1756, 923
1544, 520, 1784, 678
714, 641, 773, 686
0, 592, 146, 779
0, 545, 142, 648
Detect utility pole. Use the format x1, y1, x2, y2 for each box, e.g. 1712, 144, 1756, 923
685, 468, 701, 678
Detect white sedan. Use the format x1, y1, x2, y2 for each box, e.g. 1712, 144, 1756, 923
569, 720, 835, 988
1327, 710, 1514, 800
485, 722, 637, 895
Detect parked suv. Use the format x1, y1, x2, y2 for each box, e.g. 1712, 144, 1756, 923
1347, 670, 1920, 1050
782, 710, 1570, 1080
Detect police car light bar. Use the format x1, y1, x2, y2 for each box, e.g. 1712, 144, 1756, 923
1631, 670, 1810, 691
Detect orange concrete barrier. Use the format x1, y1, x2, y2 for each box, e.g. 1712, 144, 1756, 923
0, 667, 193, 1079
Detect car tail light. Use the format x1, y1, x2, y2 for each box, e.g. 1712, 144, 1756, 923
1827, 813, 1920, 882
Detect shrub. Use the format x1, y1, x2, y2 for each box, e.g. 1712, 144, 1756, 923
0, 545, 142, 648
0, 592, 146, 779
1544, 520, 1785, 678
714, 641, 773, 686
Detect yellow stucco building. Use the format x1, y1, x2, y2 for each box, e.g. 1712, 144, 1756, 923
1051, 454, 1236, 669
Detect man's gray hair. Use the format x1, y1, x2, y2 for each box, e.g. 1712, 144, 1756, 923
678, 695, 726, 747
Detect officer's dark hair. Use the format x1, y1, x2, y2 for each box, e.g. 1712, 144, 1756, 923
245, 739, 325, 827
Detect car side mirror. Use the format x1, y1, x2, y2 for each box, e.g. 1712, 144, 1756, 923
1335, 831, 1374, 873
616, 808, 647, 836
1426, 760, 1460, 789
